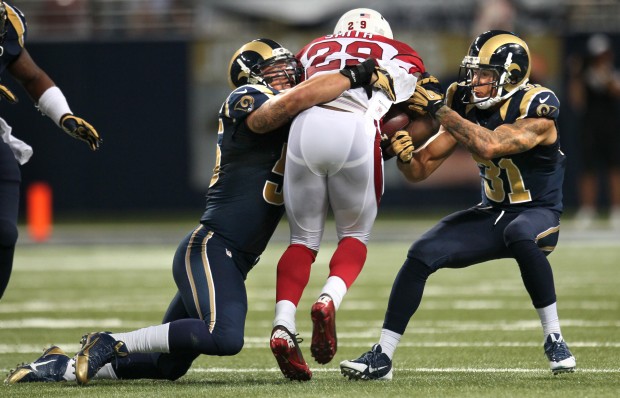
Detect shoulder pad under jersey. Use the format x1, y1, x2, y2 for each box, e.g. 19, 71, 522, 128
516, 84, 560, 121
222, 84, 278, 120
5, 3, 27, 47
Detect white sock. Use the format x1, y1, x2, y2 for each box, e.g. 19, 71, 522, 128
63, 358, 76, 381
536, 302, 561, 339
320, 276, 348, 310
63, 354, 119, 381
111, 323, 170, 354
93, 363, 118, 380
378, 328, 402, 360
273, 300, 297, 334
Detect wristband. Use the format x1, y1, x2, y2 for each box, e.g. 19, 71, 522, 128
36, 86, 72, 126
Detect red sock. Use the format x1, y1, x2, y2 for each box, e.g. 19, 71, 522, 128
275, 244, 316, 304
329, 237, 367, 288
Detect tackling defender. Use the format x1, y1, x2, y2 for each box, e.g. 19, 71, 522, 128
340, 30, 575, 380
5, 38, 390, 385
0, 0, 101, 302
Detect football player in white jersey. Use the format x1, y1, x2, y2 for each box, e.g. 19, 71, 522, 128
269, 8, 425, 381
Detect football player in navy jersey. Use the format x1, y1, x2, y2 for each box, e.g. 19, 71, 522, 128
340, 30, 576, 381
0, 1, 101, 301
5, 38, 392, 385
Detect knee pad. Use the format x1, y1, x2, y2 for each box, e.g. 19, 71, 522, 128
403, 256, 435, 281
503, 218, 532, 247
157, 357, 194, 381
0, 219, 18, 247
214, 332, 244, 356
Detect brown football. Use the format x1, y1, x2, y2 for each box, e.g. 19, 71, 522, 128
380, 104, 440, 157
380, 106, 410, 142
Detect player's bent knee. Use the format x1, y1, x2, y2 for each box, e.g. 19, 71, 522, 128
503, 220, 532, 246
215, 334, 244, 356
159, 361, 193, 381
0, 220, 18, 247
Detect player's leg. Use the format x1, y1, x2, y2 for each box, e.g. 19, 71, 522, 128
341, 206, 505, 380
103, 293, 198, 381
74, 226, 249, 384
0, 142, 20, 300
166, 226, 247, 357
312, 113, 378, 364
271, 108, 335, 380
503, 208, 575, 373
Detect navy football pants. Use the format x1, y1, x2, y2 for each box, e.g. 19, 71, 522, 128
114, 225, 249, 380
0, 141, 20, 300
383, 205, 560, 335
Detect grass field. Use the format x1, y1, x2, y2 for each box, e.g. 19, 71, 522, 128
1, 216, 619, 397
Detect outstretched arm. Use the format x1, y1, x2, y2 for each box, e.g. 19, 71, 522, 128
247, 58, 386, 134
8, 48, 102, 150
7, 48, 55, 100
410, 80, 558, 160
247, 72, 352, 134
397, 127, 458, 182
435, 106, 556, 159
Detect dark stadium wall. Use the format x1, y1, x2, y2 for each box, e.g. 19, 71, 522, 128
3, 41, 205, 218
2, 38, 589, 219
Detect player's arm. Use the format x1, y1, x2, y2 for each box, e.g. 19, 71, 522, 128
7, 48, 102, 150
247, 58, 382, 134
7, 48, 55, 99
246, 72, 351, 134
397, 127, 458, 182
411, 80, 557, 160
436, 106, 557, 159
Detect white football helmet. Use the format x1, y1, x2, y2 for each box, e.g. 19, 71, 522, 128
333, 8, 393, 39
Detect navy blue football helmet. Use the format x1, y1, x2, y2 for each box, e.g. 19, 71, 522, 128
228, 38, 303, 89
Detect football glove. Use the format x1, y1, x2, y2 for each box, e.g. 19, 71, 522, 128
380, 140, 395, 160
0, 83, 18, 104
407, 74, 445, 118
390, 131, 414, 163
60, 114, 102, 151
372, 64, 397, 102
339, 58, 376, 89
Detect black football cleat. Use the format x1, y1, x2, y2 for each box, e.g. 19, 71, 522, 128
340, 344, 393, 380
75, 332, 128, 385
5, 346, 70, 384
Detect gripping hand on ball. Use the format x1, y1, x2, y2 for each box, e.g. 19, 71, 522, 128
0, 84, 18, 104
60, 114, 102, 151
407, 74, 445, 118
390, 131, 414, 163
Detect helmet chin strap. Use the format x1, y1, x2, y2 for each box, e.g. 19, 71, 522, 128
474, 93, 502, 110
474, 52, 529, 110
474, 79, 529, 110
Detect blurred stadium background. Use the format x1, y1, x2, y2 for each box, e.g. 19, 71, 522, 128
3, 0, 620, 226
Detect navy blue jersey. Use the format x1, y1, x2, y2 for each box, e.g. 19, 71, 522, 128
0, 3, 27, 73
446, 83, 566, 213
200, 84, 289, 259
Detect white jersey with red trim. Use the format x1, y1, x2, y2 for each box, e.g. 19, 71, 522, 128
296, 31, 425, 113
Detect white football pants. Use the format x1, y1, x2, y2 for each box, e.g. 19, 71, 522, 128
284, 106, 382, 251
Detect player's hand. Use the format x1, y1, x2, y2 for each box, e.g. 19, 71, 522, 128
390, 131, 414, 163
0, 84, 18, 104
379, 138, 396, 161
407, 74, 445, 117
60, 114, 102, 151
339, 58, 376, 88
372, 64, 397, 102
